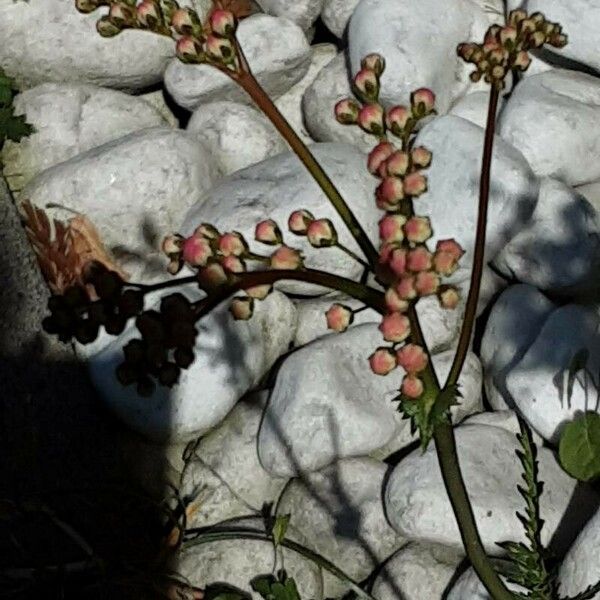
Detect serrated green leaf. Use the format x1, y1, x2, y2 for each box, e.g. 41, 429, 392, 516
567, 348, 589, 407
272, 513, 290, 547
559, 411, 600, 481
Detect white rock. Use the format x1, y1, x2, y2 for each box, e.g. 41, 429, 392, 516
559, 509, 600, 599
372, 543, 463, 600
277, 457, 404, 597
321, 0, 360, 38
302, 52, 374, 153
165, 14, 311, 111
415, 115, 538, 279
258, 324, 483, 477
255, 0, 324, 31
176, 518, 324, 600
88, 288, 297, 442
499, 70, 600, 186
481, 284, 556, 411
463, 410, 545, 446
493, 177, 600, 294
449, 91, 503, 129
179, 393, 288, 527
187, 101, 286, 175
1, 83, 167, 193
385, 423, 588, 555
0, 0, 175, 91
348, 0, 489, 113
505, 304, 600, 444
447, 564, 524, 599
22, 127, 219, 283
507, 0, 600, 73
180, 142, 379, 295
275, 43, 338, 145
578, 180, 600, 215
140, 89, 179, 128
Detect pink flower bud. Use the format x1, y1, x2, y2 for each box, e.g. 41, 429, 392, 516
209, 8, 237, 36
386, 105, 411, 135
548, 32, 568, 48
136, 0, 161, 28
396, 274, 417, 300
307, 218, 337, 248
411, 88, 435, 117
396, 343, 429, 374
436, 239, 464, 262
245, 284, 272, 300
357, 104, 385, 135
385, 287, 409, 313
457, 42, 478, 62
205, 34, 236, 63
182, 235, 213, 267
379, 214, 406, 244
415, 270, 440, 296
407, 246, 433, 272
255, 219, 282, 245
403, 216, 432, 243
230, 296, 254, 320
384, 150, 410, 177
513, 50, 531, 70
508, 9, 527, 26
97, 16, 122, 37
376, 177, 404, 208
221, 254, 245, 273
194, 223, 220, 240
519, 18, 536, 34
438, 285, 460, 309
499, 26, 518, 46
270, 246, 303, 270
325, 303, 354, 332
170, 8, 200, 35
109, 2, 135, 26
197, 260, 228, 289
403, 172, 427, 197
388, 247, 408, 277
367, 142, 395, 175
379, 242, 396, 265
353, 68, 380, 101
288, 209, 314, 235
218, 232, 248, 257
369, 347, 397, 375
401, 374, 424, 399
379, 312, 411, 343
361, 53, 385, 76
176, 36, 203, 63
411, 146, 432, 168
433, 251, 458, 276
162, 233, 183, 256
334, 99, 360, 125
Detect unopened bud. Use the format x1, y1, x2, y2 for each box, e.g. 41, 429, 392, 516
245, 284, 272, 300
403, 216, 432, 244
379, 214, 406, 244
270, 246, 303, 270
384, 287, 409, 313
162, 233, 183, 256
415, 270, 440, 296
353, 68, 380, 102
403, 172, 427, 197
386, 105, 411, 135
170, 7, 201, 35
367, 141, 395, 175
410, 88, 435, 117
357, 103, 385, 135
108, 2, 136, 27
396, 343, 428, 374
76, 0, 99, 13
209, 8, 237, 36
197, 259, 229, 289
230, 296, 254, 320
376, 177, 404, 209
385, 150, 410, 177
97, 15, 122, 36
411, 146, 432, 168
136, 0, 162, 29
205, 34, 236, 64
255, 219, 282, 245
176, 36, 204, 63
361, 53, 385, 76
438, 285, 460, 309
326, 303, 354, 332
401, 374, 424, 399
379, 312, 411, 343
407, 246, 433, 272
334, 98, 360, 125
369, 347, 396, 375
182, 235, 213, 267
307, 218, 337, 248
288, 209, 314, 235
508, 8, 527, 27
218, 231, 248, 257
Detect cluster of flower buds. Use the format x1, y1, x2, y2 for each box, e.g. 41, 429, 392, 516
76, 0, 241, 70
162, 218, 306, 321
335, 53, 436, 141
457, 9, 568, 88
42, 262, 144, 344
116, 293, 198, 396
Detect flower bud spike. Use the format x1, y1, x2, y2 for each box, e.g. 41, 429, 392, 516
361, 53, 385, 76
209, 8, 237, 36
307, 218, 337, 248
369, 347, 397, 375
288, 209, 314, 235
326, 303, 354, 332
353, 68, 380, 102
230, 296, 254, 320
255, 219, 282, 245
334, 99, 360, 125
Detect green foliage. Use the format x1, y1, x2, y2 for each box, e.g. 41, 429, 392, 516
559, 412, 600, 482
251, 572, 302, 600
0, 67, 33, 149
272, 513, 291, 548
497, 418, 555, 600
395, 383, 461, 450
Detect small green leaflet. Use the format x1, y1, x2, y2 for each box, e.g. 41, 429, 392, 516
251, 572, 301, 600
559, 412, 600, 482
0, 68, 34, 148
272, 513, 290, 547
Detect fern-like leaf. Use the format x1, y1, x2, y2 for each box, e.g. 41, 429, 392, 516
497, 417, 555, 599
0, 68, 34, 148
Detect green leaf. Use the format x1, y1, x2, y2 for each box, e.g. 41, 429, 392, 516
559, 411, 600, 481
204, 583, 252, 600
272, 513, 290, 547
251, 572, 301, 600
